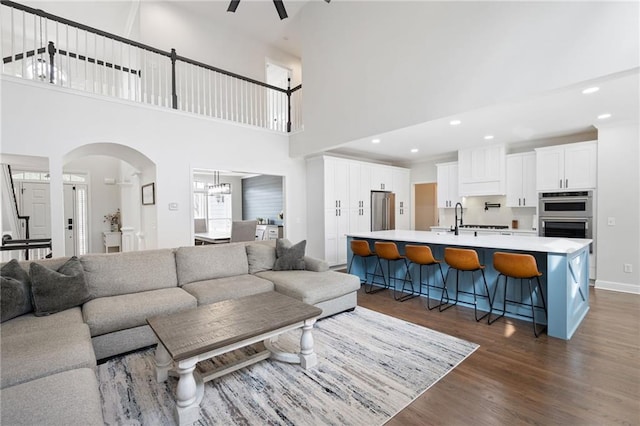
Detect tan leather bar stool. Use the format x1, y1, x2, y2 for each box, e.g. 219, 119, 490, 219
405, 245, 448, 310
347, 240, 386, 293
440, 247, 492, 321
489, 252, 548, 337
374, 241, 416, 302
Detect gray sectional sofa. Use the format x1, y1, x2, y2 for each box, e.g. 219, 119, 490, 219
0, 240, 360, 425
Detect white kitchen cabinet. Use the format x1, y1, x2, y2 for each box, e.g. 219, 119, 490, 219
349, 162, 371, 233
458, 144, 506, 196
506, 152, 537, 207
392, 168, 411, 230
536, 141, 597, 191
436, 162, 460, 208
307, 156, 409, 266
370, 165, 393, 191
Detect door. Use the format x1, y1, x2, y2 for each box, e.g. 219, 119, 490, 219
20, 182, 51, 239
414, 183, 437, 230
63, 183, 89, 256
536, 148, 564, 191
564, 143, 597, 189
266, 61, 291, 132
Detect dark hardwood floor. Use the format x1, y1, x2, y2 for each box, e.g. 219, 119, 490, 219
356, 286, 640, 425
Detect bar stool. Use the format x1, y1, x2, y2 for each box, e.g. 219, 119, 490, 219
440, 247, 492, 321
347, 240, 386, 293
374, 241, 416, 302
489, 252, 548, 337
404, 245, 448, 310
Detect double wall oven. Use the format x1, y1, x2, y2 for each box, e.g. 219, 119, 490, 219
539, 191, 593, 249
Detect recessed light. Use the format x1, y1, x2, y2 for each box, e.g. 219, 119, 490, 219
410, 148, 419, 153
371, 138, 381, 144
484, 135, 494, 140
597, 113, 612, 120
449, 120, 461, 126
582, 87, 599, 95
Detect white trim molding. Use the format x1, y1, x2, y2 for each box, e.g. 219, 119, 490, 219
595, 280, 640, 295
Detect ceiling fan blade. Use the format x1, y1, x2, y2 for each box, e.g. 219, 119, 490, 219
273, 0, 288, 20
227, 0, 240, 13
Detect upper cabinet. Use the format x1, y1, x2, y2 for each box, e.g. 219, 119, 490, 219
370, 165, 393, 191
348, 162, 371, 234
536, 141, 597, 191
506, 152, 536, 207
458, 144, 506, 196
436, 162, 460, 208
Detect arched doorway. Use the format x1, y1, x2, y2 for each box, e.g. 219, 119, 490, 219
63, 143, 156, 254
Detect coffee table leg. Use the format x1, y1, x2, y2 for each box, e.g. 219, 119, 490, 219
299, 318, 317, 369
154, 342, 172, 383
174, 358, 201, 426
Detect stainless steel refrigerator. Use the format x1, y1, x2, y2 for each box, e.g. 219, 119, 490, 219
371, 191, 395, 231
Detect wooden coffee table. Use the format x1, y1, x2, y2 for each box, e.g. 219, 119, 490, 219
147, 292, 323, 426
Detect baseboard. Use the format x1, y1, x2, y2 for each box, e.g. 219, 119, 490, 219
594, 279, 640, 294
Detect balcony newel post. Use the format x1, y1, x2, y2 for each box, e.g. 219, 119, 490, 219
47, 41, 56, 84
171, 48, 178, 109
286, 77, 292, 133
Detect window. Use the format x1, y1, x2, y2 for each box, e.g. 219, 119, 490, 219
193, 179, 233, 235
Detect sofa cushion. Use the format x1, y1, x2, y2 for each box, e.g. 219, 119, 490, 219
1, 368, 104, 426
182, 274, 274, 306
81, 249, 178, 298
30, 257, 90, 316
273, 239, 306, 271
1, 259, 32, 322
175, 243, 249, 286
82, 287, 197, 336
0, 323, 95, 389
255, 270, 361, 305
0, 306, 84, 335
246, 243, 276, 274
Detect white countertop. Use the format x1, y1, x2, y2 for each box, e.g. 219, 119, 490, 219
430, 226, 538, 234
347, 230, 591, 254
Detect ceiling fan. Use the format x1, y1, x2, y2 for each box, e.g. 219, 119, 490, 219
227, 0, 330, 20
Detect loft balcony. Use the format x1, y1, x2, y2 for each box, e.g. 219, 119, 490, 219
0, 0, 303, 133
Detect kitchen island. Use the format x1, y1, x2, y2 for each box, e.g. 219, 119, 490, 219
346, 230, 591, 340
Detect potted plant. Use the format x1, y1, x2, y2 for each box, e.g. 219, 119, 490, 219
104, 209, 121, 232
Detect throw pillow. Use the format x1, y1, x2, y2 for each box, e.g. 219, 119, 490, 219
1, 259, 32, 322
273, 239, 306, 271
246, 244, 276, 274
30, 256, 91, 316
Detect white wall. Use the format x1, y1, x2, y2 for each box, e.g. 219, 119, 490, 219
139, 2, 302, 87
1, 76, 307, 256
595, 123, 640, 293
292, 1, 639, 157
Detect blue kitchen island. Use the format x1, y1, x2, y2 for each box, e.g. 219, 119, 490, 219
346, 230, 591, 340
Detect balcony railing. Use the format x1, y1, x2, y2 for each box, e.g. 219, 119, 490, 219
0, 0, 302, 133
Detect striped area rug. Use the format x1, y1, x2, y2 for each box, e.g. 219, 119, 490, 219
98, 307, 479, 425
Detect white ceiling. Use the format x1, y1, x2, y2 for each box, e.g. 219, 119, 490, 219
168, 2, 638, 166
328, 68, 640, 165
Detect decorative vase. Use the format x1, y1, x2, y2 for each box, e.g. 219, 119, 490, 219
111, 223, 119, 232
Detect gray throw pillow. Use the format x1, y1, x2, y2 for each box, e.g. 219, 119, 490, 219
1, 259, 32, 322
246, 244, 276, 274
30, 256, 91, 316
274, 239, 306, 271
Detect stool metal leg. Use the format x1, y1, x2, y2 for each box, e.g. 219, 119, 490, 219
439, 267, 459, 312
528, 277, 548, 338
488, 273, 508, 325
394, 259, 417, 302
423, 263, 448, 310
364, 257, 388, 294
471, 269, 491, 322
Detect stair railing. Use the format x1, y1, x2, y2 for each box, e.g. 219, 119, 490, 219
0, 0, 302, 132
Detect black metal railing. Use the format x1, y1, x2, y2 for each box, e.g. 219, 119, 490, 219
0, 0, 302, 132
1, 235, 51, 260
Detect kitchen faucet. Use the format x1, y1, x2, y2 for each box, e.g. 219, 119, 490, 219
454, 202, 464, 235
